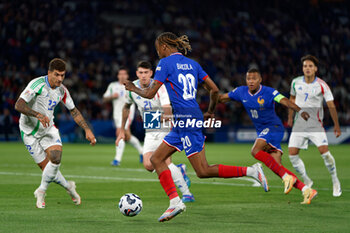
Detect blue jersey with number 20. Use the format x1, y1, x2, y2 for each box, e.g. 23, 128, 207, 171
154, 52, 208, 119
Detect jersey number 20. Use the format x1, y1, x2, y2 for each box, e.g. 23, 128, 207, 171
178, 74, 196, 100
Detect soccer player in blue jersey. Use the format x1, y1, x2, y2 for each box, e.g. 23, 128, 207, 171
219, 68, 318, 204
124, 32, 269, 222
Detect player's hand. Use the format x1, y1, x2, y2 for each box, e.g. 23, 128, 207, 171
124, 80, 136, 92
203, 112, 215, 121
36, 113, 50, 128
334, 125, 341, 138
115, 131, 125, 146
85, 129, 97, 146
287, 117, 294, 127
300, 111, 310, 121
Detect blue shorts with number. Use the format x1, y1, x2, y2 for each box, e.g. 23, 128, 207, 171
163, 126, 205, 158
257, 125, 284, 153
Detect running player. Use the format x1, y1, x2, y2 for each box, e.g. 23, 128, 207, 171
103, 67, 143, 166
288, 55, 342, 197
116, 61, 194, 202
219, 68, 318, 204
14, 58, 97, 208
124, 32, 269, 222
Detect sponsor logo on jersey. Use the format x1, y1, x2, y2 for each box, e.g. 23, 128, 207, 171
156, 66, 161, 71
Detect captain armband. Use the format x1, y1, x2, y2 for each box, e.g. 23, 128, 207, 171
273, 94, 285, 103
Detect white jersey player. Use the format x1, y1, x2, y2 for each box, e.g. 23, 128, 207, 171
15, 58, 97, 208
103, 67, 143, 166
116, 61, 194, 203
288, 55, 342, 197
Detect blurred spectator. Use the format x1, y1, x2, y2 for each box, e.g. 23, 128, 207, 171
1, 0, 349, 141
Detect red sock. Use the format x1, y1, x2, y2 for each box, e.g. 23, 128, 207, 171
254, 150, 286, 178
218, 164, 247, 178
282, 166, 306, 191
159, 169, 179, 200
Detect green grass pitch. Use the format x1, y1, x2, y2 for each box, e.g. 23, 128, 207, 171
0, 142, 349, 233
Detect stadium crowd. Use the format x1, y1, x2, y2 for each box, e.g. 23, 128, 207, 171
1, 0, 350, 140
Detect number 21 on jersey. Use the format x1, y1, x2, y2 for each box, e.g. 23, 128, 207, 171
178, 73, 196, 100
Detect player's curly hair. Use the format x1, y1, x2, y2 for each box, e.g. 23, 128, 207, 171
156, 32, 192, 55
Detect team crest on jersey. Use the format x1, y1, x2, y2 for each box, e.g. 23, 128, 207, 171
257, 96, 265, 107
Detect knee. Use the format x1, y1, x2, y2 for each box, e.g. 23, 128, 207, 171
251, 148, 258, 157
143, 160, 154, 172
49, 150, 62, 164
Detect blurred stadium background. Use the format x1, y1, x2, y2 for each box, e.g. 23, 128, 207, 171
1, 0, 350, 144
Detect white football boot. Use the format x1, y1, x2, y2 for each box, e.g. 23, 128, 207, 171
34, 188, 46, 209
66, 181, 81, 205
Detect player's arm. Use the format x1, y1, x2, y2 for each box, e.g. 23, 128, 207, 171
15, 97, 50, 128
124, 80, 162, 99
103, 93, 119, 103
161, 104, 173, 121
115, 103, 132, 146
326, 100, 341, 137
218, 93, 231, 103
70, 107, 96, 146
287, 95, 296, 127
278, 96, 310, 121
202, 76, 219, 119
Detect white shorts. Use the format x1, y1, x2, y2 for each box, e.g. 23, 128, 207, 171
143, 131, 169, 154
288, 130, 328, 149
21, 126, 62, 163
114, 104, 135, 129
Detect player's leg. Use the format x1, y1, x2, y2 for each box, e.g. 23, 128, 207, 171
165, 158, 194, 202
251, 139, 302, 194
112, 123, 125, 166
318, 144, 341, 197
22, 133, 48, 208
288, 132, 313, 187
187, 147, 268, 192
37, 156, 70, 190
151, 142, 186, 222
125, 105, 143, 162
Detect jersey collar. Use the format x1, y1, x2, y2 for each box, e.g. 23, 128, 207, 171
248, 85, 262, 96
303, 76, 317, 84
170, 52, 182, 56
45, 75, 52, 88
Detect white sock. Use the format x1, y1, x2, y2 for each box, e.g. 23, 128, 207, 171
38, 161, 60, 191
54, 170, 69, 189
246, 166, 255, 177
115, 139, 125, 161
302, 186, 308, 193
321, 151, 338, 181
168, 163, 191, 195
170, 196, 181, 206
289, 155, 311, 181
129, 135, 143, 154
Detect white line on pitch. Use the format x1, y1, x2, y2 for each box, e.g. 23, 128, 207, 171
0, 171, 346, 192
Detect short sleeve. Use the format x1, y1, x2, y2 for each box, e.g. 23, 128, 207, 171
61, 85, 75, 110
321, 81, 334, 102
197, 63, 208, 83
154, 59, 168, 84
103, 83, 113, 98
228, 87, 241, 101
125, 91, 134, 104
158, 84, 170, 106
290, 79, 296, 96
19, 80, 45, 103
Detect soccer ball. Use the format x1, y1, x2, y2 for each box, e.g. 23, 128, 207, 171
118, 193, 143, 217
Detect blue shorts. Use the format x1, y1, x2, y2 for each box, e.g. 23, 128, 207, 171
163, 127, 205, 157
257, 125, 284, 153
